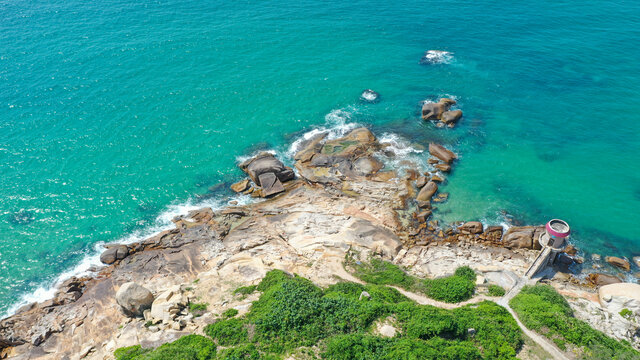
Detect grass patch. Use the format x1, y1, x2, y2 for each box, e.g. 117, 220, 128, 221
234, 285, 258, 296
488, 284, 506, 297
348, 257, 477, 303
510, 284, 639, 359
223, 308, 239, 318
205, 318, 248, 346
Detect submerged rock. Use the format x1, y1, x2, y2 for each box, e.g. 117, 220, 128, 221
115, 282, 154, 317
419, 50, 454, 65
360, 89, 380, 103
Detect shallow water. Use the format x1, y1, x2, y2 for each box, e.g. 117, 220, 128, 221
1, 0, 639, 316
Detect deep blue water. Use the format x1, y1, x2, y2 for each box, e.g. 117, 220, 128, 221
1, 0, 639, 316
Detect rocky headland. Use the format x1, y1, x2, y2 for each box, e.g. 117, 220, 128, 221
2, 122, 639, 359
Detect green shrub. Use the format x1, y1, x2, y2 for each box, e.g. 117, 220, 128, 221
223, 308, 239, 318
510, 285, 639, 359
620, 308, 633, 320
189, 302, 209, 312
423, 275, 475, 303
114, 335, 216, 360
255, 269, 292, 292
114, 345, 149, 360
488, 284, 506, 297
234, 285, 258, 296
204, 318, 248, 346
349, 258, 415, 289
454, 266, 476, 282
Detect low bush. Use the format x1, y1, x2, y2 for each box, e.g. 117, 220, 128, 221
205, 318, 248, 346
223, 308, 239, 318
349, 258, 415, 289
488, 284, 506, 297
510, 285, 639, 359
189, 302, 209, 312
115, 335, 216, 360
233, 285, 257, 296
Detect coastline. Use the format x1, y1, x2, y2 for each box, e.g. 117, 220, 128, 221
2, 118, 639, 359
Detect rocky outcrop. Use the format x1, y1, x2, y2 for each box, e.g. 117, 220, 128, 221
239, 152, 295, 186
230, 179, 250, 193
100, 244, 129, 265
429, 143, 457, 164
606, 256, 631, 271
421, 98, 456, 121
294, 127, 384, 184
587, 273, 622, 286
116, 282, 154, 317
149, 285, 187, 325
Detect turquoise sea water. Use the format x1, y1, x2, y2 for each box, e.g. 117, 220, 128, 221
1, 0, 639, 316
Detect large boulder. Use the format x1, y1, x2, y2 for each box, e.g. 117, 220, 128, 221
421, 98, 456, 120
258, 172, 285, 197
230, 179, 250, 193
606, 256, 631, 272
599, 283, 640, 313
116, 282, 154, 317
429, 143, 457, 164
587, 273, 622, 287
502, 227, 534, 249
239, 153, 294, 186
416, 181, 438, 202
100, 245, 129, 265
441, 110, 463, 126
459, 221, 483, 234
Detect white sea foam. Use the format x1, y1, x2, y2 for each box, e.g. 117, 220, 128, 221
421, 50, 454, 65
2, 192, 255, 319
287, 107, 360, 157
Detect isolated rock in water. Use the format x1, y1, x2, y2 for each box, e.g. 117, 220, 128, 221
587, 273, 622, 287
441, 110, 463, 125
421, 98, 456, 120
239, 152, 295, 186
415, 176, 428, 188
416, 181, 438, 202
460, 221, 483, 234
360, 89, 380, 103
429, 143, 457, 164
434, 163, 451, 172
564, 244, 578, 256
100, 245, 129, 265
258, 172, 285, 197
230, 179, 250, 193
116, 282, 154, 317
419, 50, 453, 65
606, 256, 631, 271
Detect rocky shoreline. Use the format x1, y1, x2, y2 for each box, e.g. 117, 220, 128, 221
2, 120, 639, 359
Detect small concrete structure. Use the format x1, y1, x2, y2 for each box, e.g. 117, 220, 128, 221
525, 219, 571, 279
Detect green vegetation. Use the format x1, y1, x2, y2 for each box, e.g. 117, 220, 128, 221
510, 285, 640, 359
234, 285, 258, 296
223, 308, 239, 318
117, 269, 523, 359
115, 335, 216, 360
620, 308, 633, 320
189, 302, 209, 312
348, 257, 477, 303
488, 285, 506, 297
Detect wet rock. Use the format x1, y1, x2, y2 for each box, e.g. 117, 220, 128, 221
360, 89, 380, 103
441, 110, 463, 126
239, 152, 294, 186
429, 143, 457, 164
434, 163, 451, 172
416, 210, 432, 222
564, 244, 578, 256
115, 282, 154, 317
587, 273, 622, 286
605, 256, 631, 271
415, 176, 428, 188
484, 226, 503, 242
353, 156, 384, 176
421, 98, 456, 120
431, 175, 444, 183
416, 181, 438, 202
416, 200, 431, 209
460, 221, 483, 234
230, 179, 250, 193
257, 173, 285, 197
100, 245, 129, 265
